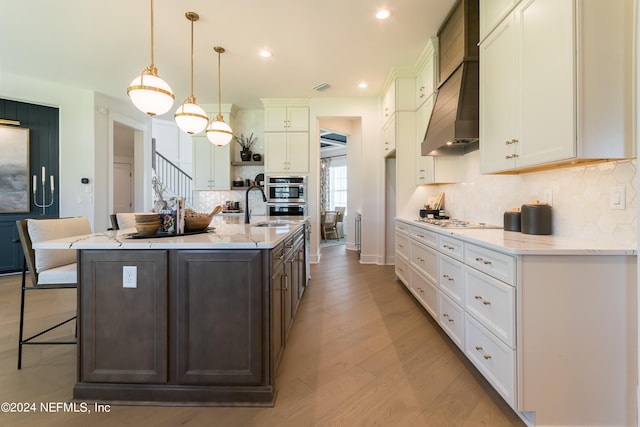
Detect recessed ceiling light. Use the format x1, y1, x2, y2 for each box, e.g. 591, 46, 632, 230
376, 9, 391, 20
259, 50, 272, 58
358, 82, 368, 89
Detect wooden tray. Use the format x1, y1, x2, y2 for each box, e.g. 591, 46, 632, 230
125, 228, 214, 239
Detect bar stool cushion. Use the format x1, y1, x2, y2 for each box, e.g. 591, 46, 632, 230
27, 217, 91, 273
37, 263, 78, 285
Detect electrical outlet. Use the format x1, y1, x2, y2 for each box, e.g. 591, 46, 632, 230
123, 266, 137, 288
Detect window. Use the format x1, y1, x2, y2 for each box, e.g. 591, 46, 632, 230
329, 163, 347, 212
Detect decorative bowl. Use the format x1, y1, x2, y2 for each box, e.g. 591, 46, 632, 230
184, 206, 222, 232
135, 221, 161, 236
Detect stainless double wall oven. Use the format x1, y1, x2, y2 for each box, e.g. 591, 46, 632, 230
266, 176, 307, 217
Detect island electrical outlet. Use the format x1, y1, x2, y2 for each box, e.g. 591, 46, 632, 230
123, 266, 137, 288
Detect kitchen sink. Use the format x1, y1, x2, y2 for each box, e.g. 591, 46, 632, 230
254, 220, 298, 227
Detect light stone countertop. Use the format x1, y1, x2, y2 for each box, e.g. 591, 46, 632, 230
32, 216, 308, 250
396, 217, 637, 256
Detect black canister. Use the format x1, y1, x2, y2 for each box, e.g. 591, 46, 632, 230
521, 203, 552, 235
503, 211, 521, 232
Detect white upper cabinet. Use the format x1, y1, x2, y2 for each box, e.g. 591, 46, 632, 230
381, 77, 416, 125
415, 38, 438, 109
480, 0, 636, 174
262, 100, 310, 174
264, 106, 309, 132
479, 0, 519, 40
264, 132, 309, 174
192, 136, 231, 190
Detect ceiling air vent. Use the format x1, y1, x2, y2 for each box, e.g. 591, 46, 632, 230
313, 82, 330, 92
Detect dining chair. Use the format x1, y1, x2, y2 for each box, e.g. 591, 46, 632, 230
15, 217, 91, 369
334, 206, 346, 238
322, 211, 339, 241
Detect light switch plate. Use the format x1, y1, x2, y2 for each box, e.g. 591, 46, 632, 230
123, 266, 137, 288
611, 186, 626, 210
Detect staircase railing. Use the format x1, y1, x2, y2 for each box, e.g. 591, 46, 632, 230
152, 142, 193, 207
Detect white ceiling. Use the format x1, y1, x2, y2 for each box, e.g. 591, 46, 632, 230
0, 0, 455, 114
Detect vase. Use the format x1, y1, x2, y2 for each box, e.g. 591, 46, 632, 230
240, 149, 252, 161
252, 153, 262, 161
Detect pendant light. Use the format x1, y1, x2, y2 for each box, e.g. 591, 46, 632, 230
174, 12, 208, 134
206, 46, 233, 146
127, 0, 175, 116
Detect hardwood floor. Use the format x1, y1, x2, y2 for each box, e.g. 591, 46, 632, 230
0, 246, 524, 426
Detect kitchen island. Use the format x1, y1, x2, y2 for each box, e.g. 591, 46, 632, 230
33, 215, 309, 406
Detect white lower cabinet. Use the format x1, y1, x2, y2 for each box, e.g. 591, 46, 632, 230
464, 267, 515, 347
438, 293, 464, 349
409, 239, 437, 284
438, 254, 464, 306
395, 255, 410, 288
396, 219, 637, 425
410, 267, 438, 319
465, 315, 516, 406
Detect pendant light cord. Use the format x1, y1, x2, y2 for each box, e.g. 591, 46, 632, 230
150, 0, 155, 67
217, 50, 221, 116
190, 17, 194, 97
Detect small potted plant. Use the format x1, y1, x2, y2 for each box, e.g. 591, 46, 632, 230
234, 133, 257, 161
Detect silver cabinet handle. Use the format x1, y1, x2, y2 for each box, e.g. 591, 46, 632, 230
442, 274, 454, 281
474, 257, 492, 265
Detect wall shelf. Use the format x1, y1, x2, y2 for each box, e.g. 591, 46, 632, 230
231, 161, 264, 166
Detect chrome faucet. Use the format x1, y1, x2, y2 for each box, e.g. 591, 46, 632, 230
245, 185, 267, 224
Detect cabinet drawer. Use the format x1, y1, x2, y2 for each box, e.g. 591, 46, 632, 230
438, 254, 464, 305
464, 243, 515, 285
465, 267, 515, 348
438, 235, 464, 261
465, 315, 516, 407
395, 232, 410, 261
410, 240, 437, 284
395, 256, 410, 288
395, 221, 410, 235
439, 293, 464, 350
410, 225, 437, 248
410, 267, 438, 320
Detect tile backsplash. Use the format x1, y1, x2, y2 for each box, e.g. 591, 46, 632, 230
420, 151, 637, 245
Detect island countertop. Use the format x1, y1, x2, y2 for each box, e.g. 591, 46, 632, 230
33, 215, 309, 250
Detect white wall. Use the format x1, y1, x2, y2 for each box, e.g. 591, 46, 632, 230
0, 71, 96, 225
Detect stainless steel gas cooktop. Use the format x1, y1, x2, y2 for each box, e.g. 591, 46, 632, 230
415, 218, 502, 229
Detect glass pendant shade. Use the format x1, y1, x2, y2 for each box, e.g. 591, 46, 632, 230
128, 66, 175, 116
174, 12, 206, 134
206, 115, 233, 146
175, 96, 208, 134
207, 46, 233, 146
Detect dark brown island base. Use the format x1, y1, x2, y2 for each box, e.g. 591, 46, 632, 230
34, 216, 309, 406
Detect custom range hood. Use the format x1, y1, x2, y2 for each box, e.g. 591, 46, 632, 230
422, 61, 479, 155
422, 0, 479, 156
